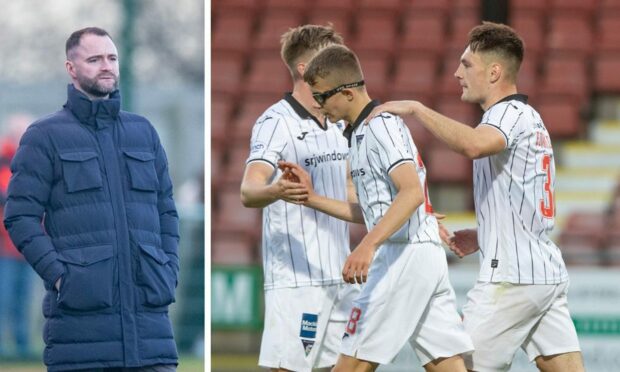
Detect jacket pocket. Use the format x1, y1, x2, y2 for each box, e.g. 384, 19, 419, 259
124, 151, 159, 191
57, 245, 114, 311
137, 242, 176, 307
59, 151, 103, 192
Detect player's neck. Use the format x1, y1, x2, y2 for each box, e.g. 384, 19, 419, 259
344, 93, 372, 124
481, 84, 518, 111
292, 81, 325, 122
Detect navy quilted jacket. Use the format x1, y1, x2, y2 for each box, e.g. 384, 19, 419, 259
4, 85, 179, 371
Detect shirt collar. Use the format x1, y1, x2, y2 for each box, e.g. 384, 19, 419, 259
343, 100, 380, 147
490, 93, 528, 108
283, 93, 325, 129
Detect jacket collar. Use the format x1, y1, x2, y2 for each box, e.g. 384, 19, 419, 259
64, 84, 121, 129
343, 100, 380, 147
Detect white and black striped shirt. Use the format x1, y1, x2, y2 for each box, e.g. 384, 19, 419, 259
474, 94, 568, 284
345, 101, 441, 245
247, 94, 350, 289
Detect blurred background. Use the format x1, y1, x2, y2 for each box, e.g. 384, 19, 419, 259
0, 1, 204, 371
211, 0, 620, 371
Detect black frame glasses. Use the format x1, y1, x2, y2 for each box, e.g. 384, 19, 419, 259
312, 80, 365, 106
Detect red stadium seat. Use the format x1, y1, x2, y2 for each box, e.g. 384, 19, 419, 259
559, 211, 606, 266
426, 144, 472, 184
212, 10, 255, 54
358, 0, 402, 12
446, 11, 480, 52
351, 12, 399, 56
537, 95, 583, 139
404, 0, 450, 14
312, 0, 357, 12
437, 50, 463, 96
307, 9, 352, 41
392, 55, 440, 99
546, 15, 594, 56
596, 13, 620, 53
593, 53, 620, 93
243, 54, 292, 99
516, 55, 540, 101
509, 0, 548, 14
230, 99, 275, 145
399, 13, 448, 57
254, 10, 305, 52
212, 52, 245, 99
435, 96, 481, 127
263, 0, 308, 12
540, 55, 590, 103
406, 117, 438, 156
548, 0, 598, 14
356, 53, 392, 102
212, 233, 257, 265
211, 97, 235, 143
212, 0, 261, 14
510, 13, 545, 57
213, 189, 261, 240
600, 0, 620, 12
452, 0, 480, 12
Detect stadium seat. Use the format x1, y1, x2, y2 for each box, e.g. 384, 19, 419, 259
212, 233, 257, 265
404, 0, 450, 14
510, 13, 545, 57
212, 52, 245, 99
351, 12, 399, 56
312, 0, 357, 12
600, 0, 620, 12
392, 55, 439, 98
516, 55, 540, 101
452, 0, 480, 12
356, 52, 392, 102
243, 54, 292, 99
596, 13, 620, 53
546, 14, 594, 56
254, 10, 305, 52
407, 119, 437, 156
212, 10, 255, 54
307, 9, 352, 41
537, 95, 583, 139
437, 49, 466, 96
446, 11, 480, 52
540, 55, 590, 103
399, 13, 447, 57
213, 188, 262, 241
263, 0, 308, 12
212, 0, 261, 14
548, 0, 598, 14
559, 211, 606, 266
509, 0, 548, 14
593, 53, 620, 94
426, 144, 472, 184
435, 96, 481, 127
211, 97, 234, 143
230, 99, 275, 145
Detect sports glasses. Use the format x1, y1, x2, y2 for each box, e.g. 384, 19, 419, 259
312, 80, 365, 106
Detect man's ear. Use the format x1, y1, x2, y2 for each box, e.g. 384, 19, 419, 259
65, 60, 77, 79
296, 62, 306, 78
489, 62, 502, 84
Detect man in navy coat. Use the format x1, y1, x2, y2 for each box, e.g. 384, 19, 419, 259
4, 27, 179, 372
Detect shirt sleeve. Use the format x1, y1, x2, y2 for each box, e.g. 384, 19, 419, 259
480, 102, 523, 149
366, 115, 415, 174
246, 114, 288, 169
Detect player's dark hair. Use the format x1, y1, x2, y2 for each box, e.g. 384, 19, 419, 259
468, 22, 524, 82
280, 24, 344, 81
66, 27, 112, 59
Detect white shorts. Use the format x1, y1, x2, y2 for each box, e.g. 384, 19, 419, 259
462, 281, 581, 372
341, 242, 473, 365
259, 283, 360, 371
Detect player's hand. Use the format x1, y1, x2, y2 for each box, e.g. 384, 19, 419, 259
438, 221, 453, 247
342, 243, 375, 284
363, 100, 418, 125
450, 229, 479, 258
278, 161, 316, 204
272, 163, 308, 204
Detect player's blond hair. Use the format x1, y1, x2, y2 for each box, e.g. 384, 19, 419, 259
303, 45, 363, 87
280, 24, 344, 81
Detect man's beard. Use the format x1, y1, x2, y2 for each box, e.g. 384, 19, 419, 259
77, 73, 119, 98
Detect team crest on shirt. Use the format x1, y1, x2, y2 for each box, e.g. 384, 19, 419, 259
356, 134, 364, 146
299, 313, 318, 356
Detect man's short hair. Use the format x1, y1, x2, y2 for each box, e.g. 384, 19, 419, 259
66, 27, 112, 59
303, 45, 363, 87
468, 21, 524, 82
280, 24, 344, 81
